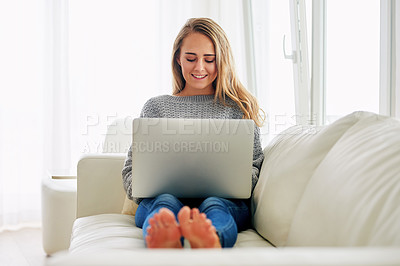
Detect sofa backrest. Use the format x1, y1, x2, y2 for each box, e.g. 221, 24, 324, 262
77, 117, 133, 218
252, 111, 400, 247
286, 113, 400, 246
77, 154, 127, 218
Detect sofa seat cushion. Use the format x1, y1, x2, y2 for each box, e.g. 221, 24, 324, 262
69, 214, 273, 253
69, 214, 144, 253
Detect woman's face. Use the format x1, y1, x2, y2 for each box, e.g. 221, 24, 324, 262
177, 32, 217, 96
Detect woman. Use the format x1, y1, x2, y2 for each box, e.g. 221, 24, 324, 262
122, 18, 264, 248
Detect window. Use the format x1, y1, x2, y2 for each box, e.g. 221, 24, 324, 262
252, 0, 296, 144
325, 0, 380, 123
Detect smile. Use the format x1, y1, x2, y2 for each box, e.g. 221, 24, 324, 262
192, 74, 207, 79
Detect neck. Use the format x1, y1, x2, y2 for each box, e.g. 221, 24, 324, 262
174, 88, 215, 97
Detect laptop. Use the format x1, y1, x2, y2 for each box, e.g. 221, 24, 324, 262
131, 118, 254, 199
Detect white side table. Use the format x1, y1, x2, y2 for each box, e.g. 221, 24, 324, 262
41, 173, 77, 255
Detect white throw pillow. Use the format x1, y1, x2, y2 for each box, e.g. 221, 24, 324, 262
252, 111, 376, 246
286, 113, 400, 246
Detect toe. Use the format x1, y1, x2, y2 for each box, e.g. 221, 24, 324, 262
145, 235, 154, 247
209, 225, 217, 233
191, 208, 200, 221
178, 206, 191, 224
146, 226, 153, 234
160, 208, 177, 225
205, 218, 212, 227
148, 217, 157, 228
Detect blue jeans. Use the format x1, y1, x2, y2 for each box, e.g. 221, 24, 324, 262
135, 194, 250, 248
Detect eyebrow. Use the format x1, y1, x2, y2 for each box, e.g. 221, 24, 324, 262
185, 52, 216, 57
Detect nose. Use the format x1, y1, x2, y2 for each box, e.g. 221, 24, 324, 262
194, 59, 205, 71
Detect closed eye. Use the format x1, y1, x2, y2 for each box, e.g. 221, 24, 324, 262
186, 59, 215, 63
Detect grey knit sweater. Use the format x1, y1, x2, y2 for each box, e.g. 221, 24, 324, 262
122, 94, 264, 204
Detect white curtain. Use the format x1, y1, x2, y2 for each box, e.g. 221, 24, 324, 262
0, 0, 46, 230
396, 0, 400, 117
0, 0, 251, 231
0, 0, 295, 230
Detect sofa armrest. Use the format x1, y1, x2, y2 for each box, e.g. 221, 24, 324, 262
42, 173, 77, 254
77, 154, 126, 218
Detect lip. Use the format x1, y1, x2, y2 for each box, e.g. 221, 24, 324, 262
191, 74, 208, 79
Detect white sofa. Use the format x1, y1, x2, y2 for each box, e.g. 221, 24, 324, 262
47, 111, 400, 265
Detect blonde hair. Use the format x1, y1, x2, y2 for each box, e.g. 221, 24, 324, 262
171, 18, 265, 127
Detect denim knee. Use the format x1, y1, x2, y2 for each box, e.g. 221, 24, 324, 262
199, 196, 250, 238
153, 193, 182, 208
198, 197, 228, 212
198, 197, 238, 248
135, 194, 183, 229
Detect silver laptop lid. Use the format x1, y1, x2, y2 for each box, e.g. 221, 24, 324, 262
131, 118, 254, 199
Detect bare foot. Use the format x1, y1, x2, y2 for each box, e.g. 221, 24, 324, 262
178, 206, 221, 248
145, 208, 182, 248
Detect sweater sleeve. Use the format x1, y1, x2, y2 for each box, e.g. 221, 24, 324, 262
121, 145, 135, 201
251, 125, 264, 192
121, 98, 159, 204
